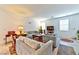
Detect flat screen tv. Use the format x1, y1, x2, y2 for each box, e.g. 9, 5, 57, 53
47, 26, 54, 33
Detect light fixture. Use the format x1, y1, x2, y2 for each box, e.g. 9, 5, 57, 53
18, 25, 24, 34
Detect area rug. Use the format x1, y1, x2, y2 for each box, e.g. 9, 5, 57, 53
57, 44, 76, 55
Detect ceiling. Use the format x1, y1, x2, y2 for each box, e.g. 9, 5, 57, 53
0, 4, 79, 18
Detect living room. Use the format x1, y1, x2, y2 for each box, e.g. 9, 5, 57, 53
0, 4, 79, 55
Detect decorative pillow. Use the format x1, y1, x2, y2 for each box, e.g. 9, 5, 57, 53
24, 38, 40, 50
61, 38, 73, 43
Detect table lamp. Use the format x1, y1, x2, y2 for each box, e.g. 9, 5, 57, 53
18, 25, 24, 34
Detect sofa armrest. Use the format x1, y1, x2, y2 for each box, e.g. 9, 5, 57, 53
34, 40, 53, 55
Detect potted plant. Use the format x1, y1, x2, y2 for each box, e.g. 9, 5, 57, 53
39, 26, 43, 34
77, 30, 79, 40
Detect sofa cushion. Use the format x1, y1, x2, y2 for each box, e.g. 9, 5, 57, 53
24, 38, 40, 50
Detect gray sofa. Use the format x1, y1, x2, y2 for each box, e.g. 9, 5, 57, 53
16, 36, 54, 55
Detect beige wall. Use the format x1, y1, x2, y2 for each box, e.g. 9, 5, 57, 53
0, 9, 26, 44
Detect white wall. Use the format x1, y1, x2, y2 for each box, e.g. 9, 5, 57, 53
55, 14, 79, 38
24, 18, 39, 32
45, 18, 59, 36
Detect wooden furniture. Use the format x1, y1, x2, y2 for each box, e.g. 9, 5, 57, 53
5, 31, 17, 44
9, 42, 16, 55
5, 31, 27, 54
32, 34, 43, 42
4, 31, 16, 54
5, 31, 27, 43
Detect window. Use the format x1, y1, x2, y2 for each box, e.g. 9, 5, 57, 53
60, 19, 69, 31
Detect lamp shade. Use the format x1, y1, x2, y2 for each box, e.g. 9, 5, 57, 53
18, 25, 24, 31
